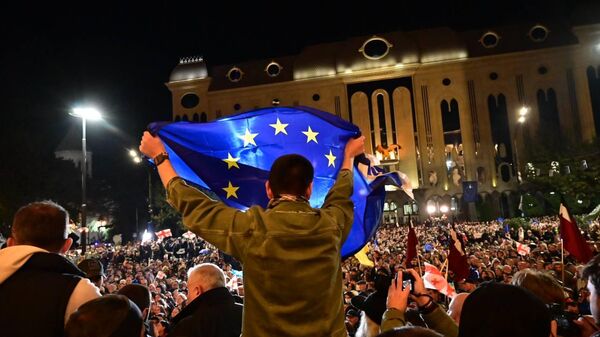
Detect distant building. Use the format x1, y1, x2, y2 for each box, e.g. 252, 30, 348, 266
165, 11, 600, 221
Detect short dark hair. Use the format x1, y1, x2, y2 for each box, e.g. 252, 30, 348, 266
511, 269, 564, 304
118, 284, 151, 319
582, 254, 600, 293
268, 154, 314, 197
65, 295, 143, 337
11, 201, 69, 252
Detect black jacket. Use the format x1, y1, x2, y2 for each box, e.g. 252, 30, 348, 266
170, 287, 243, 337
0, 252, 85, 337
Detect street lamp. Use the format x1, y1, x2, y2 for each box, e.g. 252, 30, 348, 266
514, 106, 529, 182
129, 149, 153, 238
69, 107, 102, 255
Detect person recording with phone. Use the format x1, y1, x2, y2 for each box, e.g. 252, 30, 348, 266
382, 269, 458, 337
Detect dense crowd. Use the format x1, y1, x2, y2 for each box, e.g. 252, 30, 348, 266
57, 215, 600, 337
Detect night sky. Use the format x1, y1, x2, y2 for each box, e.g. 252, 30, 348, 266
0, 0, 592, 230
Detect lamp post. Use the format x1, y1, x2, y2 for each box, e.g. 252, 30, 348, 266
129, 149, 152, 238
69, 107, 102, 255
513, 106, 529, 182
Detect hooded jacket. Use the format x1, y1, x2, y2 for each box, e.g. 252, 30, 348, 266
0, 245, 101, 337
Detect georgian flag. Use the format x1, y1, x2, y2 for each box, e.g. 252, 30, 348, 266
423, 262, 456, 298
515, 241, 531, 256
182, 231, 196, 239
155, 229, 172, 240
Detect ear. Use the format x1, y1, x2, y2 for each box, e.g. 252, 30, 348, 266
60, 237, 73, 254
7, 237, 16, 247
305, 182, 313, 199
265, 181, 274, 199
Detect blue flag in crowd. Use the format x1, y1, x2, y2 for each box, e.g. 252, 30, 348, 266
148, 106, 402, 258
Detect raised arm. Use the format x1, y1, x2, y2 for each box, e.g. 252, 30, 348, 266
139, 131, 178, 188
138, 131, 252, 260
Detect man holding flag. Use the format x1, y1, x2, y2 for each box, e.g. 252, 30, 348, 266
140, 128, 365, 337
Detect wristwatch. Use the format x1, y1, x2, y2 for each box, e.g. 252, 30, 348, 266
153, 152, 170, 166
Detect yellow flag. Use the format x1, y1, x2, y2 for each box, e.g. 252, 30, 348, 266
354, 245, 374, 267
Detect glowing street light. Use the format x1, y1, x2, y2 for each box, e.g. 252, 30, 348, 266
518, 116, 526, 123
440, 205, 449, 214
426, 205, 437, 215
70, 106, 103, 255
519, 106, 530, 116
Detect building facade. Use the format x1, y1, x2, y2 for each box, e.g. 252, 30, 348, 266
165, 20, 600, 222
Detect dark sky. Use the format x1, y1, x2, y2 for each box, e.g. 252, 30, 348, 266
0, 0, 592, 216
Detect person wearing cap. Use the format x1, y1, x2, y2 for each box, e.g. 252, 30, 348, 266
0, 201, 101, 337
346, 309, 361, 337
78, 258, 106, 291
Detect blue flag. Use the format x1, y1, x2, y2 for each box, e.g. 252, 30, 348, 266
148, 106, 402, 258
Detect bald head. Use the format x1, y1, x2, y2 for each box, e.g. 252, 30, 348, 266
187, 263, 226, 302
448, 293, 469, 325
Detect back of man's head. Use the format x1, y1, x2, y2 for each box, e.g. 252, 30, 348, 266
65, 294, 143, 337
511, 268, 564, 304
268, 154, 314, 197
187, 263, 225, 302
10, 201, 69, 252
118, 284, 151, 320
377, 326, 443, 337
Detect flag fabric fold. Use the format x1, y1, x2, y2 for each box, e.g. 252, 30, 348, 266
423, 262, 456, 298
448, 227, 470, 282
148, 106, 404, 258
406, 220, 418, 267
559, 200, 593, 263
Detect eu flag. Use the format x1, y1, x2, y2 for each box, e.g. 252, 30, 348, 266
148, 106, 402, 258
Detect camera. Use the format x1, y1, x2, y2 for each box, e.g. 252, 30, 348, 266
373, 269, 415, 292
547, 303, 580, 337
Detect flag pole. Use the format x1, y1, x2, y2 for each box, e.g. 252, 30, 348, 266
410, 216, 423, 275
561, 238, 565, 287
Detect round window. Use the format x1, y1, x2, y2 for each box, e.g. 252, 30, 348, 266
234, 103, 241, 111
312, 94, 320, 101
442, 78, 451, 86
272, 98, 280, 106
489, 72, 499, 80
359, 36, 393, 60
226, 67, 244, 82
180, 93, 199, 109
265, 62, 282, 77
538, 66, 548, 75
480, 31, 500, 48
529, 25, 549, 42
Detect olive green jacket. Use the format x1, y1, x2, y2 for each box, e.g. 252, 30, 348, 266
381, 306, 458, 337
166, 169, 354, 337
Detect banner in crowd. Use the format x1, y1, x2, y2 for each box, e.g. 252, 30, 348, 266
149, 106, 403, 258
423, 262, 456, 298
559, 200, 593, 263
155, 229, 172, 240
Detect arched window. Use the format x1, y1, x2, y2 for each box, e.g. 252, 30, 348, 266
192, 113, 199, 122
487, 94, 512, 166
537, 88, 561, 145
200, 112, 207, 123
174, 115, 181, 122
182, 114, 189, 121
441, 99, 464, 182
587, 66, 600, 136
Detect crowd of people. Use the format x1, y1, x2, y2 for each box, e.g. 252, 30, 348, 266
55, 214, 600, 337
2, 133, 600, 337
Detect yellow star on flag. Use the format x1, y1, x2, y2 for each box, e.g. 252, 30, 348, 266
238, 128, 258, 147
269, 118, 289, 135
302, 126, 319, 144
325, 149, 337, 167
222, 153, 240, 169
222, 181, 239, 199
